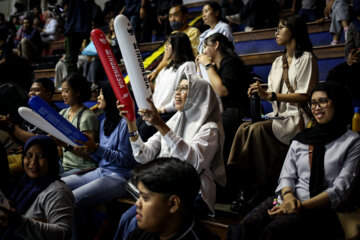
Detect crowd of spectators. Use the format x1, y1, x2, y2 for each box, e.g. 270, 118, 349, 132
0, 0, 360, 240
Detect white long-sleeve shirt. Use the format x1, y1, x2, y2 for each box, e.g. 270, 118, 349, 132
275, 130, 360, 209
131, 123, 220, 214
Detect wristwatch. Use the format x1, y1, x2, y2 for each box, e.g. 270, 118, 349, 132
205, 63, 213, 70
129, 130, 139, 138
270, 92, 277, 101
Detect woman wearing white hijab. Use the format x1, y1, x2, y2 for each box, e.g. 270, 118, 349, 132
118, 74, 226, 215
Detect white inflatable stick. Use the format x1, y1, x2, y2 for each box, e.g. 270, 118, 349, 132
114, 14, 152, 110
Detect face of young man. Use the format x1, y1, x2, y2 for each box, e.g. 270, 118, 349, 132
135, 181, 173, 233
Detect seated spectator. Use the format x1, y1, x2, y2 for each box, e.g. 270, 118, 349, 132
0, 135, 74, 240
227, 81, 360, 240
140, 32, 196, 141
324, 0, 350, 44
147, 3, 201, 82
196, 33, 252, 162
326, 1, 360, 99
0, 78, 57, 144
11, 16, 21, 31
126, 158, 220, 240
33, 15, 44, 32
198, 1, 234, 54
156, 0, 183, 38
115, 75, 226, 239
228, 15, 318, 211
40, 10, 58, 43
61, 81, 138, 239
58, 73, 99, 176
15, 16, 42, 61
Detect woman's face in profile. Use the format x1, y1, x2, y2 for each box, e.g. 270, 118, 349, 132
23, 144, 49, 179
97, 89, 106, 110
275, 22, 292, 46
202, 5, 218, 26
174, 79, 189, 111
311, 91, 335, 125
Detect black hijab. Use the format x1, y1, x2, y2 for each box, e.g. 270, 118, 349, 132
293, 81, 353, 197
99, 81, 121, 136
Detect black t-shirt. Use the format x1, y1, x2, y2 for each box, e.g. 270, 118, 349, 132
126, 219, 220, 240
215, 56, 251, 115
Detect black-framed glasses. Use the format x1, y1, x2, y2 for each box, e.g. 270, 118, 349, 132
24, 153, 46, 160
174, 86, 188, 93
310, 98, 329, 110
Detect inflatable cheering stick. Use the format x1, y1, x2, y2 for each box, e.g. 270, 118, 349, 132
26, 96, 87, 145
114, 14, 153, 110
91, 28, 136, 121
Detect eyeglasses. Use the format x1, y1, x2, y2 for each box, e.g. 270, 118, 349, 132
310, 98, 329, 110
24, 153, 46, 160
174, 86, 188, 93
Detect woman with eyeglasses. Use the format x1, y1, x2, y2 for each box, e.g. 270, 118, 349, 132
0, 135, 74, 240
138, 32, 196, 141
228, 15, 318, 211
227, 81, 360, 240
115, 75, 226, 239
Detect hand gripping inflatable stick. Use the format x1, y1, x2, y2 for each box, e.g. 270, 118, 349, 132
114, 15, 152, 110
26, 96, 87, 145
91, 29, 136, 121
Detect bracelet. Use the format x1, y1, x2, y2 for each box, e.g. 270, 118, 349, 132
129, 130, 139, 138
152, 69, 158, 73
196, 72, 201, 76
282, 190, 292, 198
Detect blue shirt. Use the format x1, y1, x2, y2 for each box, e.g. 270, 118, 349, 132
91, 118, 138, 179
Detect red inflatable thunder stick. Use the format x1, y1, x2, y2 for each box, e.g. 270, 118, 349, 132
91, 29, 135, 121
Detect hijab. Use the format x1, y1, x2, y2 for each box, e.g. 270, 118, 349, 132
10, 135, 59, 214
99, 81, 122, 136
293, 81, 352, 197
160, 74, 226, 187
3, 135, 59, 240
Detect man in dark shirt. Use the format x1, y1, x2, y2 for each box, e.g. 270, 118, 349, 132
16, 16, 42, 61
126, 158, 219, 240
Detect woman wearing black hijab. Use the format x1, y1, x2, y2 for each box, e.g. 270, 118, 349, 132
0, 135, 74, 240
227, 81, 360, 240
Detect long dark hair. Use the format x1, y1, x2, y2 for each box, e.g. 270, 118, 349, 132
204, 33, 237, 59
62, 73, 91, 104
279, 15, 313, 58
99, 81, 121, 136
166, 32, 194, 70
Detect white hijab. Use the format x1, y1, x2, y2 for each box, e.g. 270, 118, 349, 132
159, 74, 226, 187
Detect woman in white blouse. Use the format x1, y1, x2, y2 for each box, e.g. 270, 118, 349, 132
228, 15, 318, 197
139, 32, 196, 141
228, 81, 360, 240
114, 74, 226, 239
